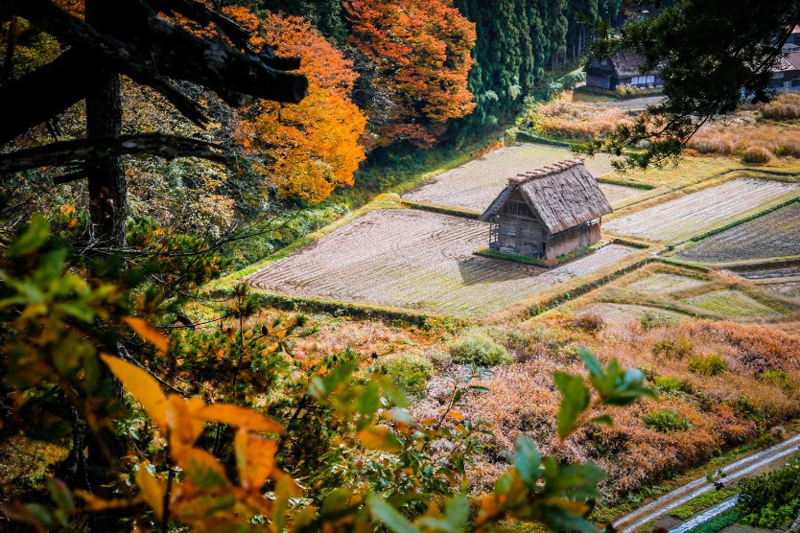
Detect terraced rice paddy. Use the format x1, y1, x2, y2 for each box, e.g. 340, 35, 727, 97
626, 273, 707, 294
576, 303, 686, 326
247, 209, 638, 317
402, 142, 617, 212
605, 179, 799, 243
676, 202, 800, 263
683, 289, 782, 318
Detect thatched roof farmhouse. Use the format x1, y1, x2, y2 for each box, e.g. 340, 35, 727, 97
479, 159, 612, 261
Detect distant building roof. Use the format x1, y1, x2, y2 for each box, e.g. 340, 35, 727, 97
479, 160, 613, 234
585, 51, 660, 79
774, 51, 800, 72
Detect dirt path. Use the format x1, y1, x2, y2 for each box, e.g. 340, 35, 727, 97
612, 433, 800, 532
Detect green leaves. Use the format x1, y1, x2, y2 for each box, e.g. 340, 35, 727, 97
554, 372, 590, 439
9, 214, 50, 256
368, 494, 418, 533
554, 349, 656, 440
580, 349, 656, 407
514, 436, 541, 487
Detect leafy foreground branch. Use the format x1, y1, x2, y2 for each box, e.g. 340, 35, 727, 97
0, 218, 654, 532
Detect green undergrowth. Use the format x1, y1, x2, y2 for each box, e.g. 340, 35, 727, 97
475, 248, 549, 267
669, 487, 738, 520
685, 508, 739, 533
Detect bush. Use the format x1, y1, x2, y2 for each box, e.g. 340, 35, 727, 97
688, 353, 727, 376
652, 338, 694, 359
449, 332, 511, 366
774, 140, 800, 158
737, 458, 800, 529
427, 350, 452, 370
640, 312, 678, 331
760, 93, 800, 120
642, 409, 692, 432
385, 353, 434, 397
570, 312, 605, 336
741, 145, 773, 164
653, 375, 685, 393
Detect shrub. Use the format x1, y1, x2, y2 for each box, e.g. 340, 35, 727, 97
640, 312, 678, 331
449, 332, 511, 366
737, 458, 800, 529
642, 409, 692, 432
570, 312, 605, 336
427, 350, 452, 370
774, 140, 800, 158
688, 353, 727, 376
385, 353, 434, 397
652, 338, 694, 359
653, 375, 685, 393
760, 369, 794, 391
741, 145, 773, 164
760, 93, 800, 120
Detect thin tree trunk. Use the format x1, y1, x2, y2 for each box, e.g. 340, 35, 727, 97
85, 0, 126, 249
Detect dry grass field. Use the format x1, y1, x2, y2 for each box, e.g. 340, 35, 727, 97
401, 142, 624, 212
676, 202, 800, 263
247, 209, 638, 316
605, 178, 799, 243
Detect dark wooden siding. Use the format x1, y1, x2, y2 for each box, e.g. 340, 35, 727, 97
490, 190, 545, 257
544, 221, 601, 261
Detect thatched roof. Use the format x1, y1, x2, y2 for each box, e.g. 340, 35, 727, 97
479, 159, 613, 234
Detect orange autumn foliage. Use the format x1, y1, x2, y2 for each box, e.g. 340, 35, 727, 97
235, 13, 367, 203
345, 0, 476, 148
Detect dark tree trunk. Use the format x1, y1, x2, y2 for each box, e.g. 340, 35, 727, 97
85, 0, 126, 249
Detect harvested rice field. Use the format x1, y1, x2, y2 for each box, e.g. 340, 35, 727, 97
247, 209, 638, 317
683, 289, 782, 318
676, 202, 800, 263
760, 280, 800, 300
402, 142, 618, 212
625, 273, 707, 294
576, 303, 686, 326
599, 183, 645, 205
605, 178, 799, 243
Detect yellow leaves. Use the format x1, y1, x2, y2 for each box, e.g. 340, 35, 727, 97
135, 464, 165, 519
74, 490, 142, 512
357, 426, 402, 452
123, 316, 169, 354
166, 396, 205, 457
195, 404, 285, 434
234, 428, 277, 490
100, 354, 168, 433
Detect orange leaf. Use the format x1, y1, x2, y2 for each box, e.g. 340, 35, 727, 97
124, 317, 169, 354
100, 354, 168, 433
234, 428, 277, 490
74, 490, 143, 511
357, 426, 401, 452
449, 411, 464, 420
194, 403, 285, 434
